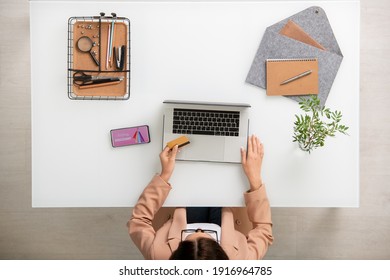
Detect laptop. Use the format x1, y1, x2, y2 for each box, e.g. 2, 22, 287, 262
162, 100, 251, 163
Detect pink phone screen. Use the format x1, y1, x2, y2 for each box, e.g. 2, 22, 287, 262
111, 126, 150, 147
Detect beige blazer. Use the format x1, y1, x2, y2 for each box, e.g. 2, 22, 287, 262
128, 175, 273, 260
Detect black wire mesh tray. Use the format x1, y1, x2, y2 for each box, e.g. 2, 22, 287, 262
67, 12, 131, 100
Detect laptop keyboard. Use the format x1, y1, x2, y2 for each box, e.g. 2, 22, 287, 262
172, 108, 240, 137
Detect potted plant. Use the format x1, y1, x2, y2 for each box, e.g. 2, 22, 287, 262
293, 96, 349, 153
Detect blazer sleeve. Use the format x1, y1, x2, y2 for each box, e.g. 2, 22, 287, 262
243, 185, 274, 259
127, 175, 172, 259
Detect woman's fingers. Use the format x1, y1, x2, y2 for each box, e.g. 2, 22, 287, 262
241, 147, 247, 165
253, 135, 258, 154
170, 145, 179, 159
247, 134, 253, 154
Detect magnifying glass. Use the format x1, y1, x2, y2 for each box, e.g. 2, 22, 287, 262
76, 36, 99, 66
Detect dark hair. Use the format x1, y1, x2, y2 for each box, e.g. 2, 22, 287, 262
169, 238, 229, 260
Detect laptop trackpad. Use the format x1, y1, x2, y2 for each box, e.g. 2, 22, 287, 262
180, 136, 225, 162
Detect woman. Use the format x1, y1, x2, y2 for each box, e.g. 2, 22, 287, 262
128, 135, 273, 260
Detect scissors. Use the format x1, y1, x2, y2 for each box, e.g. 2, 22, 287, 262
73, 71, 123, 86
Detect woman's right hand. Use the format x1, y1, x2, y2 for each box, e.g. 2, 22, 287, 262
159, 145, 179, 183
240, 135, 264, 191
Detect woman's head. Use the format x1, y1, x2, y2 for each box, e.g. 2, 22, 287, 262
170, 237, 229, 260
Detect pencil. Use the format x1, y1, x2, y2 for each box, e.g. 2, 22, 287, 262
76, 80, 122, 90
108, 19, 115, 67
106, 24, 111, 70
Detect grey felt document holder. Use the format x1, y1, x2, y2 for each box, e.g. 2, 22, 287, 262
246, 6, 343, 106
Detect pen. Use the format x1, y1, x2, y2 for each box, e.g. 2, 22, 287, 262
76, 77, 124, 89
280, 70, 312, 85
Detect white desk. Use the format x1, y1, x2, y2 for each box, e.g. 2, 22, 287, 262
30, 1, 360, 207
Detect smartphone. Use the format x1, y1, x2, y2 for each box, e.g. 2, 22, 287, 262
110, 125, 150, 147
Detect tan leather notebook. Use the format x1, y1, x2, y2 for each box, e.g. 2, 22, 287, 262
266, 58, 319, 96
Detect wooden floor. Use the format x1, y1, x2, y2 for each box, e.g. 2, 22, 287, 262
0, 0, 389, 259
